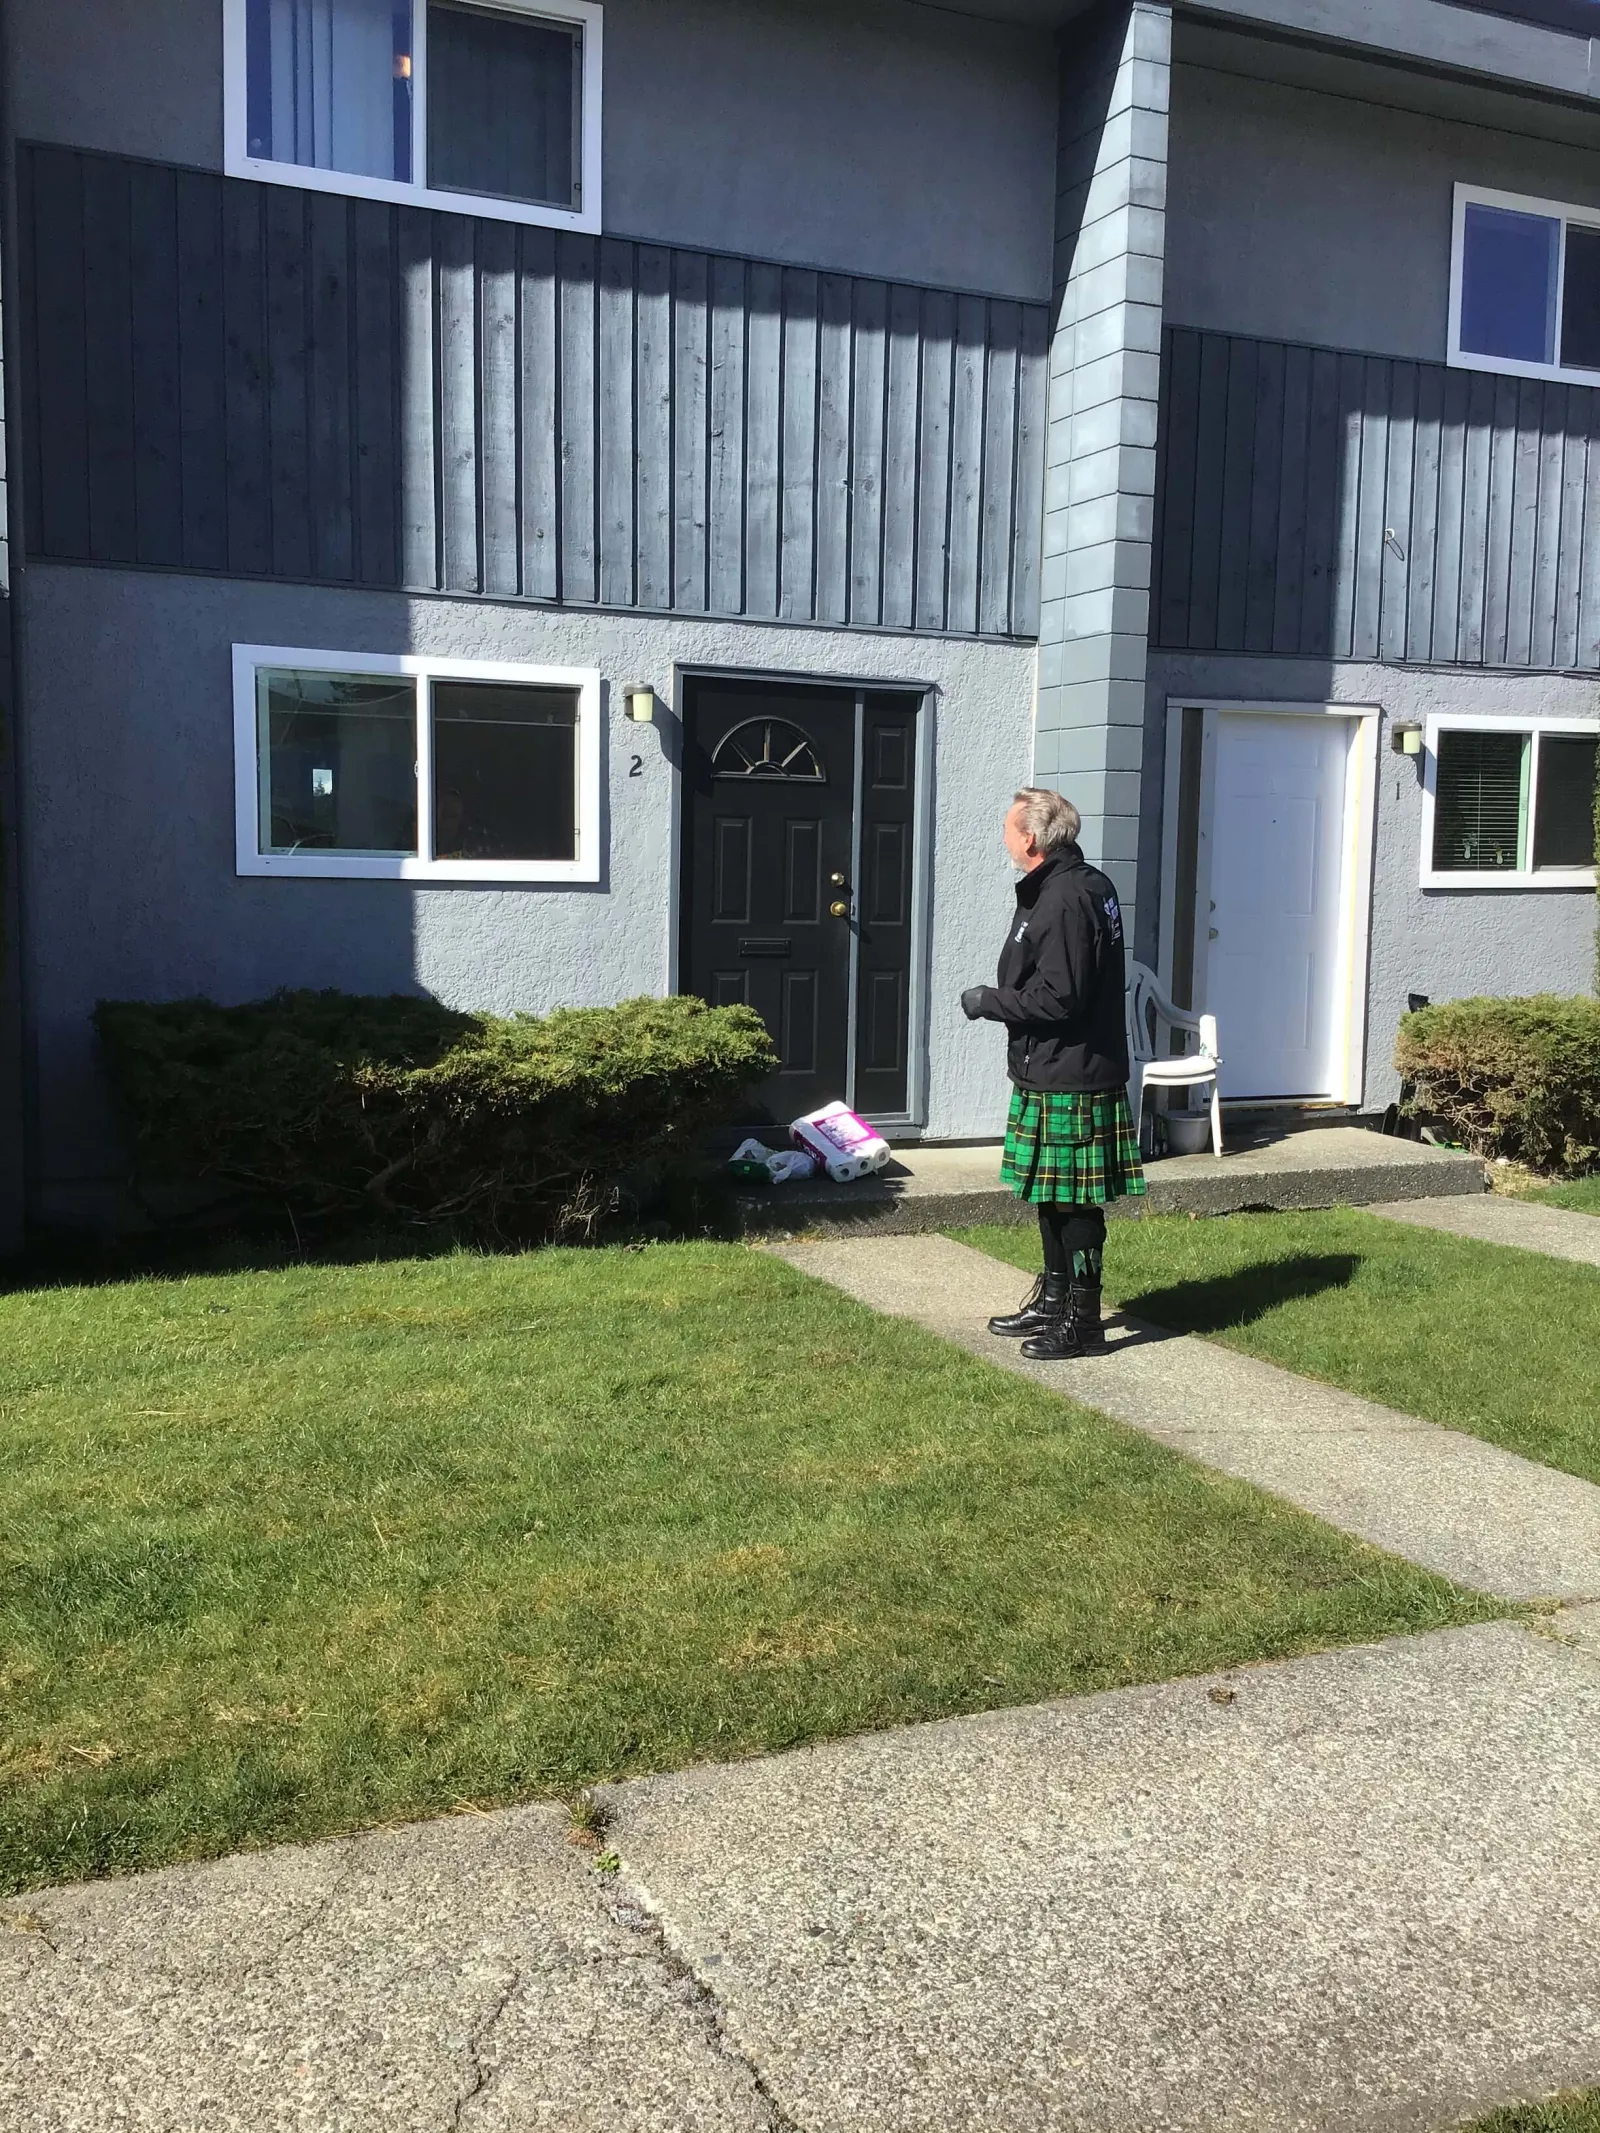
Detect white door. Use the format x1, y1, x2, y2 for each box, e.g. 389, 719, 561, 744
1207, 713, 1352, 1100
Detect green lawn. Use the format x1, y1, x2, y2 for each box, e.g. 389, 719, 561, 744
955, 1207, 1600, 1485
0, 1242, 1493, 1894
1521, 1176, 1600, 1216
1468, 2095, 1600, 2133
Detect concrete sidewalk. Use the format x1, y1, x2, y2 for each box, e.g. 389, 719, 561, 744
772, 1234, 1600, 1603
607, 1620, 1600, 2133
8, 1621, 1600, 2132
0, 1806, 775, 2132
1370, 1191, 1600, 1267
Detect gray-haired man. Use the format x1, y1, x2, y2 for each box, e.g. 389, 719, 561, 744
961, 789, 1145, 1359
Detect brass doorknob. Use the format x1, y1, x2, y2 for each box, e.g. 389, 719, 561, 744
829, 872, 848, 887
829, 900, 850, 918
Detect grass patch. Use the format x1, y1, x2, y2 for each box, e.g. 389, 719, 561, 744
1520, 1176, 1600, 1216
1466, 2094, 1600, 2132
954, 1208, 1600, 1485
0, 1242, 1493, 1893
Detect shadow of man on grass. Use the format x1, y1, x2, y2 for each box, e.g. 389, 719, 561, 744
1118, 1253, 1363, 1338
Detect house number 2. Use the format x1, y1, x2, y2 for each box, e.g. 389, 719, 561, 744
629, 754, 643, 778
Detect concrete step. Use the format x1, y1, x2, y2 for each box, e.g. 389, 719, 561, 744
734, 1125, 1486, 1236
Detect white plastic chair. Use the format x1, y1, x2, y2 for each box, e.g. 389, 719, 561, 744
1126, 960, 1224, 1159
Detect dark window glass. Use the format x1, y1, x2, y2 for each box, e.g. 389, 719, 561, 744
426, 1, 578, 208
1532, 733, 1599, 868
259, 670, 417, 854
1432, 729, 1527, 873
1460, 202, 1558, 364
431, 681, 578, 861
1562, 225, 1600, 370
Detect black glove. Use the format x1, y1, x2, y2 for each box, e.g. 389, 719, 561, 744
960, 987, 989, 1022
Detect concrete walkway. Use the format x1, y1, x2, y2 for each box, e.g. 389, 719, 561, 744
9, 1621, 1600, 2132
607, 1621, 1600, 2133
773, 1234, 1600, 1603
1370, 1190, 1600, 1267
1, 1806, 774, 2132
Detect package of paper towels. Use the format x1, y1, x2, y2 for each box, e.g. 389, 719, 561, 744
789, 1101, 892, 1184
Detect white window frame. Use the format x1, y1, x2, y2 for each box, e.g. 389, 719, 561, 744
222, 0, 603, 235
1448, 181, 1600, 386
233, 643, 602, 882
1419, 712, 1598, 890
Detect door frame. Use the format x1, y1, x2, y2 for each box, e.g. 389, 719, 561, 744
1157, 699, 1380, 1107
667, 663, 937, 1132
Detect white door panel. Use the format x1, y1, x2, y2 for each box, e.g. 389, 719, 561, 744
1208, 714, 1350, 1100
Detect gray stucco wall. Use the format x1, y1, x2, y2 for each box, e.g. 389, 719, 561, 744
20, 565, 1035, 1221
1164, 55, 1600, 360
7, 0, 1057, 299
1145, 653, 1600, 1111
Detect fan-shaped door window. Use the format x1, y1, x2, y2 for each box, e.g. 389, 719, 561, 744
712, 718, 826, 782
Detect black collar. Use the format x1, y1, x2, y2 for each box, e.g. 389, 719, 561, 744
1015, 843, 1083, 902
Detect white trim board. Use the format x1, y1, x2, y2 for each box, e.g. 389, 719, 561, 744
232, 643, 603, 882
1418, 710, 1599, 890
222, 0, 604, 235
1159, 699, 1380, 1109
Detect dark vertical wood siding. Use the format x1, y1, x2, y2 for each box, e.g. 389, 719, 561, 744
1154, 323, 1600, 669
20, 147, 1047, 639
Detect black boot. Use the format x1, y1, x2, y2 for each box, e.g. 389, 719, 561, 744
988, 1272, 1068, 1339
1020, 1284, 1105, 1361
1070, 1282, 1106, 1352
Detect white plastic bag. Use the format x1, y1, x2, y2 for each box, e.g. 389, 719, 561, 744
789, 1101, 892, 1184
729, 1137, 817, 1185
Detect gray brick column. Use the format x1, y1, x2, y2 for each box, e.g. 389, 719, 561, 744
1034, 0, 1170, 950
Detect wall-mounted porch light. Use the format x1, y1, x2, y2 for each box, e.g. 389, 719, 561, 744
1390, 720, 1424, 757
622, 682, 656, 723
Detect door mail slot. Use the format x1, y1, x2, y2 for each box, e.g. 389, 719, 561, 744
739, 938, 793, 957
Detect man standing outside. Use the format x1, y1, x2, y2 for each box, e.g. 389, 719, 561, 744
961, 789, 1145, 1360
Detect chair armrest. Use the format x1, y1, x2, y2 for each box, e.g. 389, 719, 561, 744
1146, 978, 1202, 1035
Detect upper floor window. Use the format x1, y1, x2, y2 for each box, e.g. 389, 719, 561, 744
223, 0, 602, 232
1450, 183, 1600, 385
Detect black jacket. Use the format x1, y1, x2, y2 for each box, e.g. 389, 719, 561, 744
970, 845, 1130, 1091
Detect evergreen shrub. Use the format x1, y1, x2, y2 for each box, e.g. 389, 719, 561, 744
94, 990, 777, 1238
1394, 994, 1600, 1174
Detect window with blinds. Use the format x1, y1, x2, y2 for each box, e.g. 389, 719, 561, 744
1432, 730, 1527, 872
1430, 725, 1598, 879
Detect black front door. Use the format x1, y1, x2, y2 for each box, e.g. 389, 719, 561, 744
680, 677, 920, 1125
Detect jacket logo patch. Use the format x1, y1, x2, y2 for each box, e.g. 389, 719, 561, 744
1013, 922, 1029, 943
1102, 895, 1123, 943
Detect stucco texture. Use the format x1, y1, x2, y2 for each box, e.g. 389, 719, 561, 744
19, 566, 1034, 1217
1165, 47, 1600, 362
5, 0, 1056, 301
1144, 654, 1600, 1111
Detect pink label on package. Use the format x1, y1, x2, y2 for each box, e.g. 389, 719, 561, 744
798, 1103, 876, 1152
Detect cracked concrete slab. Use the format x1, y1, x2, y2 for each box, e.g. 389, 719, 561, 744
771, 1234, 1600, 1602
1369, 1192, 1600, 1267
606, 1621, 1600, 2133
0, 1806, 772, 2132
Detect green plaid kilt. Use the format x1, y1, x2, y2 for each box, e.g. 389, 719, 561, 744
1000, 1087, 1147, 1207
